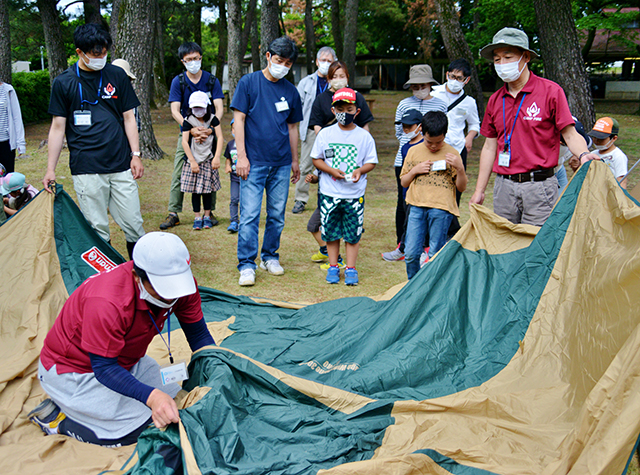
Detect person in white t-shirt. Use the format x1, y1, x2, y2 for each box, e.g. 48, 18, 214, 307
311, 88, 378, 286
587, 116, 628, 189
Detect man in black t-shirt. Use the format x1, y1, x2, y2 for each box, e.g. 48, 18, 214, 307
42, 24, 145, 259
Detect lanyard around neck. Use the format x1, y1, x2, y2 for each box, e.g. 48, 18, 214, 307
502, 93, 527, 152
76, 62, 103, 109
148, 310, 174, 364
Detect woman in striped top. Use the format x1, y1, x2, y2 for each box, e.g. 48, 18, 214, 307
0, 81, 26, 174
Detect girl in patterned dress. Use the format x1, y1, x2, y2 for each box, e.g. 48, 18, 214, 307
181, 91, 224, 230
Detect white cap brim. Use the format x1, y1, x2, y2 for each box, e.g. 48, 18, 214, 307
147, 267, 196, 300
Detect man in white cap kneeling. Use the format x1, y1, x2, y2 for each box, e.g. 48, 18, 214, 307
29, 232, 215, 446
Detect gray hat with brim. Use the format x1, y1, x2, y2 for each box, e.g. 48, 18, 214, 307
480, 27, 539, 61
403, 64, 439, 89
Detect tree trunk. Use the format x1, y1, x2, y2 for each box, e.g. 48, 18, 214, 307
250, 10, 260, 72
110, 0, 123, 51
84, 0, 106, 26
260, 0, 280, 69
331, 0, 342, 60
37, 0, 68, 83
116, 0, 165, 160
0, 0, 11, 84
533, 0, 595, 128
432, 0, 485, 117
152, 0, 169, 106
215, 0, 227, 86
240, 0, 257, 57
305, 0, 315, 73
582, 27, 596, 61
227, 0, 243, 101
342, 0, 358, 80
193, 0, 202, 47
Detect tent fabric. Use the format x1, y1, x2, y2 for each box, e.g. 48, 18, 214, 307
0, 161, 638, 475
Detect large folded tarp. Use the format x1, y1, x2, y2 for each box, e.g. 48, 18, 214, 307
0, 161, 639, 475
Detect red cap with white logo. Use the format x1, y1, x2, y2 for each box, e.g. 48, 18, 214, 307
132, 232, 196, 299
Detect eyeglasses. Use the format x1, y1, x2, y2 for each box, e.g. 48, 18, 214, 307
448, 73, 467, 82
182, 56, 202, 64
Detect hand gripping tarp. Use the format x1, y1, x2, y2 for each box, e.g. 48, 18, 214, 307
0, 161, 639, 475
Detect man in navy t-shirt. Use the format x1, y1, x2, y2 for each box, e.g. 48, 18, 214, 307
230, 36, 303, 287
42, 23, 144, 259
159, 42, 225, 230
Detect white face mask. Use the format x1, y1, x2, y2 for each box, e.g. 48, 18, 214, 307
192, 107, 206, 118
446, 78, 465, 94
494, 55, 524, 83
137, 279, 177, 309
404, 126, 421, 141
7, 195, 17, 208
317, 61, 331, 76
185, 60, 201, 75
595, 139, 613, 151
82, 53, 107, 71
269, 60, 290, 80
412, 87, 431, 100
330, 78, 348, 90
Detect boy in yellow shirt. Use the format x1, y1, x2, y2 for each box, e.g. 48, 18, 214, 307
400, 111, 467, 279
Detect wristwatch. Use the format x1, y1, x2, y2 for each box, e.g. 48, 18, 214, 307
132, 151, 141, 157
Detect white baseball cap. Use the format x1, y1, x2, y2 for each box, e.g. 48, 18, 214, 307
132, 232, 196, 299
188, 91, 211, 109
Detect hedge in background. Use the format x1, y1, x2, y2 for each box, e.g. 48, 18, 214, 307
12, 71, 51, 124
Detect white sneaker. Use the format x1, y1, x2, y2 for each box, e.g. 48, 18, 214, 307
260, 259, 284, 275
420, 251, 429, 268
238, 268, 256, 286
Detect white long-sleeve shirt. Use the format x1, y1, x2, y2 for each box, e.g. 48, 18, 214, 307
431, 85, 480, 154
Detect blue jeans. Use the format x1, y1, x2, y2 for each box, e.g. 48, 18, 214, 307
405, 206, 453, 279
555, 165, 568, 191
237, 164, 290, 271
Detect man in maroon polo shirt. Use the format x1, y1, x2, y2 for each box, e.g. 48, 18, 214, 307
28, 232, 215, 447
469, 28, 599, 226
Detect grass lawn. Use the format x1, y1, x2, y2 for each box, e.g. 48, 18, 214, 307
12, 91, 640, 471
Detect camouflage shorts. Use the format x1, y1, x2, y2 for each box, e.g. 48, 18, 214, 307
319, 193, 365, 244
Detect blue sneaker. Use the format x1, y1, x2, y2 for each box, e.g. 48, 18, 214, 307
28, 398, 66, 435
202, 216, 213, 229
193, 218, 203, 230
326, 265, 340, 284
344, 268, 359, 286
227, 221, 239, 233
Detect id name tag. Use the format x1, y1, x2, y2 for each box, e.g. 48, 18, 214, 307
431, 160, 446, 171
498, 152, 511, 167
275, 100, 289, 112
74, 110, 92, 126
160, 361, 189, 385
343, 172, 353, 182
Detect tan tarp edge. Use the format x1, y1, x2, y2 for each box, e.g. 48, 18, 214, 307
316, 162, 640, 475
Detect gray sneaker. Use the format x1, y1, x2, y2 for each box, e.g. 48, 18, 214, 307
381, 247, 405, 261
292, 200, 306, 214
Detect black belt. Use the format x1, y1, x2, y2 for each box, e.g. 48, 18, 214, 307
499, 167, 555, 183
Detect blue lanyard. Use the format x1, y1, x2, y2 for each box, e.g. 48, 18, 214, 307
318, 78, 328, 95
148, 310, 174, 364
76, 62, 103, 109
502, 93, 527, 152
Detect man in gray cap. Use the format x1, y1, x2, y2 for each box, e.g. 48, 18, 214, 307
383, 65, 447, 261
469, 27, 598, 226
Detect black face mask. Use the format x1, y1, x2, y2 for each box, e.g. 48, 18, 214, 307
336, 111, 357, 126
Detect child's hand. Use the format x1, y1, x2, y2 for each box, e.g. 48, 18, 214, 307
412, 161, 432, 175
211, 157, 221, 170
190, 161, 200, 174
225, 162, 232, 174
305, 173, 318, 184
352, 168, 362, 183
445, 153, 464, 172
330, 168, 346, 180
568, 155, 580, 172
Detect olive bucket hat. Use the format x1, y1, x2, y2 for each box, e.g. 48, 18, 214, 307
480, 27, 539, 61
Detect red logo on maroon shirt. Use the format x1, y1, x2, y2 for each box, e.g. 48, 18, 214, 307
81, 247, 118, 273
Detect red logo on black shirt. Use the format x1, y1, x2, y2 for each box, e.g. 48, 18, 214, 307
102, 83, 118, 99
81, 246, 118, 273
